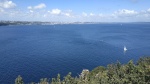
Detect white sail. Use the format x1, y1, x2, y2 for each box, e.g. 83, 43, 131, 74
124, 46, 127, 51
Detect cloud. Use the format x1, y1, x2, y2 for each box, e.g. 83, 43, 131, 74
79, 9, 145, 22
138, 8, 150, 18
82, 12, 87, 17
0, 0, 16, 9
27, 3, 46, 10
0, 0, 149, 22
115, 9, 137, 15
47, 9, 74, 18
90, 13, 95, 16
1, 5, 150, 22
114, 9, 138, 17
62, 10, 74, 17
64, 13, 70, 17
29, 10, 33, 13
27, 6, 32, 10
50, 9, 61, 15
34, 3, 46, 9
147, 8, 150, 12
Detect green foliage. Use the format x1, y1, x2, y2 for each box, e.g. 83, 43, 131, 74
40, 78, 49, 84
90, 66, 106, 77
63, 72, 75, 84
15, 57, 150, 84
15, 75, 24, 84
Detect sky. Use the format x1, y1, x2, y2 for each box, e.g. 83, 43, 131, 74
0, 0, 150, 22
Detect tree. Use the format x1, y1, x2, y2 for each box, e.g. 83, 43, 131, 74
40, 78, 49, 84
63, 72, 74, 84
15, 75, 24, 84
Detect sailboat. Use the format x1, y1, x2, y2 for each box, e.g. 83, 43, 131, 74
124, 46, 127, 52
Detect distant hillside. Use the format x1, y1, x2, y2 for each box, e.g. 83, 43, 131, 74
15, 57, 150, 84
0, 21, 40, 26
0, 21, 136, 26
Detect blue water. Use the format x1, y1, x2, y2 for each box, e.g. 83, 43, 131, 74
0, 23, 150, 83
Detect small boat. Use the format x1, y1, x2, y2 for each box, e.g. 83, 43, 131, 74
124, 46, 127, 52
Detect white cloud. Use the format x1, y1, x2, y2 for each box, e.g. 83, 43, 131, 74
34, 3, 46, 9
115, 9, 137, 15
62, 10, 74, 17
147, 8, 150, 12
0, 0, 16, 9
29, 10, 33, 13
90, 13, 95, 16
47, 9, 74, 18
114, 9, 138, 17
27, 3, 46, 10
82, 12, 88, 17
64, 13, 70, 17
138, 8, 150, 18
27, 6, 32, 10
1, 6, 150, 22
50, 9, 61, 15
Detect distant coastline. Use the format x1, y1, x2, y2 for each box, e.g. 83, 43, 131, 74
1, 21, 150, 26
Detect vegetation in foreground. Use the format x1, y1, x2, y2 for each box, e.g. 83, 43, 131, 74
15, 57, 150, 84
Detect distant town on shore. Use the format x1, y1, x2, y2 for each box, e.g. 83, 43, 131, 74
1, 21, 150, 26
0, 21, 105, 26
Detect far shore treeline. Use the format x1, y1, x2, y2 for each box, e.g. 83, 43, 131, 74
0, 21, 104, 26
15, 57, 150, 84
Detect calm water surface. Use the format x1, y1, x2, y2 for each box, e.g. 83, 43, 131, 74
0, 23, 150, 83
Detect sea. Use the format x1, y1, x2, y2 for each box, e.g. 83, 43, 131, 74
0, 23, 150, 83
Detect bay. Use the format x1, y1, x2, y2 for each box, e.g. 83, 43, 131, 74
0, 23, 150, 83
